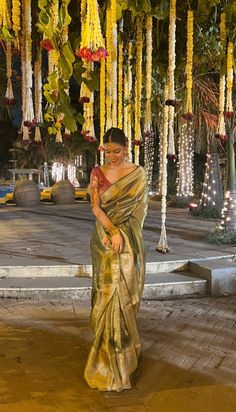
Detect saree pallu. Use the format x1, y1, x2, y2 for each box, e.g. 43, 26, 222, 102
84, 166, 148, 392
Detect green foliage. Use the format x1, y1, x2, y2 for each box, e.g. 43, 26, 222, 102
206, 226, 236, 244
191, 206, 221, 219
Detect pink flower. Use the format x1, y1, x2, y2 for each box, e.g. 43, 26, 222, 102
40, 39, 54, 51
92, 47, 108, 61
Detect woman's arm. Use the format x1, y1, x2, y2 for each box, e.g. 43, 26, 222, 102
90, 170, 123, 253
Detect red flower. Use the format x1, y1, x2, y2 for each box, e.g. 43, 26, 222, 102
133, 139, 143, 146
63, 133, 72, 140
220, 134, 228, 142
167, 154, 177, 161
40, 39, 54, 51
79, 96, 90, 104
165, 99, 179, 108
92, 47, 108, 61
224, 111, 234, 119
23, 119, 37, 129
98, 146, 104, 151
75, 47, 93, 61
182, 112, 194, 121
2, 97, 17, 106
80, 130, 90, 136
83, 135, 94, 142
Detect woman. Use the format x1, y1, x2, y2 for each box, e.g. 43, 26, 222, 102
84, 127, 148, 392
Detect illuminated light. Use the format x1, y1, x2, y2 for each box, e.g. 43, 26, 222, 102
226, 217, 231, 221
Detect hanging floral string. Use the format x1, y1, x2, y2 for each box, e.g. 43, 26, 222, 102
224, 41, 234, 119
166, 0, 176, 158
177, 10, 194, 199
99, 58, 106, 164
76, 0, 107, 62
21, 0, 35, 143
0, 0, 11, 31
215, 13, 226, 140
157, 84, 169, 254
183, 10, 193, 120
111, 0, 117, 126
144, 15, 154, 190
34, 52, 43, 143
105, 6, 112, 131
118, 20, 123, 130
79, 0, 96, 145
134, 17, 143, 165
123, 42, 133, 161
12, 0, 21, 47
3, 40, 16, 106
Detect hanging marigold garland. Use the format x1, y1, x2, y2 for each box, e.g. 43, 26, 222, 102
118, 20, 123, 130
34, 52, 43, 143
144, 15, 154, 190
215, 13, 226, 140
177, 10, 194, 199
156, 84, 169, 254
3, 40, 16, 106
134, 17, 143, 165
224, 41, 234, 119
0, 0, 11, 30
76, 0, 107, 62
123, 42, 133, 161
166, 0, 176, 158
99, 58, 106, 163
183, 10, 193, 120
21, 0, 35, 143
111, 0, 117, 126
12, 0, 21, 47
105, 6, 112, 131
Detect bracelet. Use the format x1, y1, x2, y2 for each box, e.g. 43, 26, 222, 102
109, 226, 120, 236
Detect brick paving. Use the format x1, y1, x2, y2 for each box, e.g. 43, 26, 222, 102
0, 296, 236, 411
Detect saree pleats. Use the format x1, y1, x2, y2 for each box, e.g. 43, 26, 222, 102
84, 167, 148, 392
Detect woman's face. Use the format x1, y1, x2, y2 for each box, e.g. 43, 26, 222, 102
104, 142, 126, 165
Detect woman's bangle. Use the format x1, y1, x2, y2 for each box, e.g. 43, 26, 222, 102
109, 226, 120, 236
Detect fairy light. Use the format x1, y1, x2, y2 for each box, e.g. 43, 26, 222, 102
123, 42, 133, 161
144, 16, 154, 191
177, 121, 194, 198
134, 17, 143, 165
52, 162, 65, 182
199, 153, 223, 209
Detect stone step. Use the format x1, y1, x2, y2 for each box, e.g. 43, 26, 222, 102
0, 272, 207, 300
189, 257, 236, 296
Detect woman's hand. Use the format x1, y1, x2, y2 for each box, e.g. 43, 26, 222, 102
111, 231, 123, 253
102, 235, 111, 247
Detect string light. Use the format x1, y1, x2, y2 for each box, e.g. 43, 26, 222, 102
199, 153, 223, 209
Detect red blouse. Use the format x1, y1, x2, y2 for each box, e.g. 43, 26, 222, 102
90, 166, 111, 195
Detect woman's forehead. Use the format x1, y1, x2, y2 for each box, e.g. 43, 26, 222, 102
104, 142, 124, 150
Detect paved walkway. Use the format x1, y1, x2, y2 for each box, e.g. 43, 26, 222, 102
0, 296, 235, 411
0, 201, 234, 267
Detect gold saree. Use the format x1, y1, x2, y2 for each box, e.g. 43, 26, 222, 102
84, 166, 148, 392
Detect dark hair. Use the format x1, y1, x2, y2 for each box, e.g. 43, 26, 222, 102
103, 127, 127, 146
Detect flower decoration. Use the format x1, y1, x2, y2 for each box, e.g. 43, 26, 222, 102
182, 112, 194, 121
40, 39, 54, 51
98, 146, 104, 151
134, 139, 143, 147
165, 98, 178, 108
77, 0, 107, 62
167, 154, 177, 161
224, 111, 234, 119
2, 97, 17, 105
79, 96, 90, 104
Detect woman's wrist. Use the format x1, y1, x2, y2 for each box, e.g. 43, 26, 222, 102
108, 225, 120, 236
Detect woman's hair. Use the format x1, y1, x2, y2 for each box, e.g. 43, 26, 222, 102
103, 127, 127, 146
